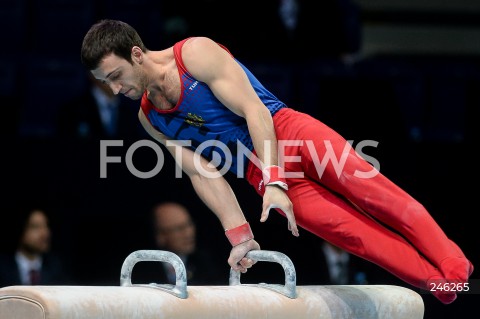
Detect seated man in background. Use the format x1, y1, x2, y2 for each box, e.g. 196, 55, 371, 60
292, 239, 405, 287
132, 201, 227, 285
57, 72, 144, 140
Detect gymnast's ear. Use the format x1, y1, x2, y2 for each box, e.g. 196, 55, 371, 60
131, 46, 143, 64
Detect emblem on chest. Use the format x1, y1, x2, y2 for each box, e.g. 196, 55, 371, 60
185, 112, 205, 127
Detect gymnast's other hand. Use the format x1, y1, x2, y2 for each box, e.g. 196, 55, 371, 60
261, 185, 299, 237
228, 239, 260, 273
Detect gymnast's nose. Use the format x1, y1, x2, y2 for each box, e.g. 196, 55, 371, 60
109, 82, 121, 95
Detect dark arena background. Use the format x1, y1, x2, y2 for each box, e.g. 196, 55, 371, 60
0, 1, 479, 318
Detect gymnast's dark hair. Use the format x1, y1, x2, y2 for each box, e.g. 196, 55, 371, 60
81, 19, 148, 70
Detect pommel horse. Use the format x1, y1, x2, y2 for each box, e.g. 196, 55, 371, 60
0, 250, 424, 318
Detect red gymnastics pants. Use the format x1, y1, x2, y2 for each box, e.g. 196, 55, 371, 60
246, 107, 472, 292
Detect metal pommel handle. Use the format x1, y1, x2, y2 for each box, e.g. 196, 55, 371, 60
120, 250, 188, 299
229, 250, 297, 298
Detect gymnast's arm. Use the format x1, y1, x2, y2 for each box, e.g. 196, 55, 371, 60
138, 109, 259, 272
180, 37, 299, 237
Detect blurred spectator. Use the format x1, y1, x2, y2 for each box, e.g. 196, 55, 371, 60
133, 201, 227, 285
56, 72, 145, 140
294, 239, 404, 286
315, 241, 369, 285
0, 205, 73, 287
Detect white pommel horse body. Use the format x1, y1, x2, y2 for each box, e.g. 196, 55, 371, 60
0, 250, 424, 319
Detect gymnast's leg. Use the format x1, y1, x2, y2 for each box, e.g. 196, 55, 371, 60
248, 164, 455, 303
285, 177, 442, 289
269, 108, 473, 302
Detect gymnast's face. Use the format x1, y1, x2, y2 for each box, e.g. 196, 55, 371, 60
91, 50, 147, 100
